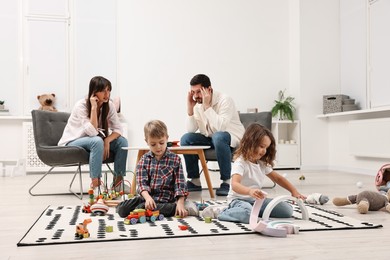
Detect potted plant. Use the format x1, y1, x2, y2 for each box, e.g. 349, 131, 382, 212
271, 90, 295, 121
0, 100, 4, 110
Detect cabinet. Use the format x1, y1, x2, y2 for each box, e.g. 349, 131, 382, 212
271, 120, 301, 169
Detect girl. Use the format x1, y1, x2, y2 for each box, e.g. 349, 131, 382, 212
202, 123, 305, 223
58, 76, 129, 192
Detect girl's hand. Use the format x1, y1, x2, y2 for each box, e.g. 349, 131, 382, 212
249, 189, 266, 199
292, 192, 306, 200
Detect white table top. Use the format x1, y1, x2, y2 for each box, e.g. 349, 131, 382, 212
123, 145, 211, 150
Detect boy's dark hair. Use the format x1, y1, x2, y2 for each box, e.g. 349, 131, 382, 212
190, 74, 211, 88
144, 120, 168, 140
233, 123, 276, 167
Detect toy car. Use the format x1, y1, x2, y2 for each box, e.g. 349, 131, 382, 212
124, 209, 164, 225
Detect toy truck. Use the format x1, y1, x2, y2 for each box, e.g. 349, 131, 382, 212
124, 209, 164, 225
75, 218, 92, 239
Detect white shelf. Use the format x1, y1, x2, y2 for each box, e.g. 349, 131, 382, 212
317, 106, 390, 118
272, 120, 301, 169
0, 115, 31, 120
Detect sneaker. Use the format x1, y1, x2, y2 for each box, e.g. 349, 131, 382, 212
186, 180, 202, 192
185, 200, 199, 216
216, 183, 230, 196
201, 204, 227, 219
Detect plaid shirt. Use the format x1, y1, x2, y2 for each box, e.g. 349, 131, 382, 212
136, 149, 187, 203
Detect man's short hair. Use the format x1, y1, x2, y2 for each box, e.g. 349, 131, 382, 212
190, 74, 211, 88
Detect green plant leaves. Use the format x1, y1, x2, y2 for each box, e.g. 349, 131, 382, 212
271, 91, 295, 121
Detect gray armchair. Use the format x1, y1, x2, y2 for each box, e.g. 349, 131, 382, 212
203, 111, 275, 188
29, 109, 114, 199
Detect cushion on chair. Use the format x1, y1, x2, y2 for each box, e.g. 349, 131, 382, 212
238, 112, 272, 130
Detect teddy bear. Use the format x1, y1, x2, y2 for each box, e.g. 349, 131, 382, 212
332, 189, 390, 214
37, 93, 57, 112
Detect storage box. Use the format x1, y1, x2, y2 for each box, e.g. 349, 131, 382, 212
323, 95, 349, 114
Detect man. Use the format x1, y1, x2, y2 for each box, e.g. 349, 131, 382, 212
180, 74, 245, 196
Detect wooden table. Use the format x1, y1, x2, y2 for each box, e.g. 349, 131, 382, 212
124, 146, 215, 198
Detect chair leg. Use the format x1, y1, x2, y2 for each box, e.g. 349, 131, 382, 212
29, 166, 56, 196
69, 164, 83, 200
29, 165, 84, 199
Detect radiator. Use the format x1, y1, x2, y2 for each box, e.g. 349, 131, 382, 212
349, 118, 390, 158
22, 122, 128, 173
22, 122, 49, 172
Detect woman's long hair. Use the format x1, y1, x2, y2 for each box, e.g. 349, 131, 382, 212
233, 123, 276, 167
86, 76, 112, 137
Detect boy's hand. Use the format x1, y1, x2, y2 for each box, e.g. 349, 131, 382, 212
144, 197, 156, 210
175, 198, 188, 217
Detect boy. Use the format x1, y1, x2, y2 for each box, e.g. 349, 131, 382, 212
117, 120, 198, 218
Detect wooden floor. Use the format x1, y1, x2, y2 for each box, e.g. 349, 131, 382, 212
1, 169, 388, 260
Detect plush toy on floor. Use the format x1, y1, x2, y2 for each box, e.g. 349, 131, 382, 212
37, 93, 57, 112
333, 190, 390, 214
305, 193, 329, 205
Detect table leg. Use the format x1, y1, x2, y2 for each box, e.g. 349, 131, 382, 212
197, 150, 215, 199
130, 150, 147, 195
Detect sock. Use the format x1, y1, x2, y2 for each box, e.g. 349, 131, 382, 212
223, 179, 230, 184
190, 178, 201, 186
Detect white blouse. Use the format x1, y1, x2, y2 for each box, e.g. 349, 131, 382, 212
58, 99, 123, 146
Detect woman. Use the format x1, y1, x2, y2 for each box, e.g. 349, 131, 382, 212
58, 76, 128, 192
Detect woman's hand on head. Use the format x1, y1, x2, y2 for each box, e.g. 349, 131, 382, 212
89, 95, 99, 108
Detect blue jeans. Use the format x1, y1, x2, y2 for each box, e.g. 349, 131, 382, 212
218, 198, 293, 224
180, 132, 232, 181
66, 136, 128, 179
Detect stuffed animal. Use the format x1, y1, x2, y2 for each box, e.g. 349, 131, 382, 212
37, 93, 57, 112
305, 193, 329, 205
333, 190, 390, 214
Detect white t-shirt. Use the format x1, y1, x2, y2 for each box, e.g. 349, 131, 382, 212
227, 156, 273, 202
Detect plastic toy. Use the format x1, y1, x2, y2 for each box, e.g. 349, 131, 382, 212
250, 195, 308, 237
90, 199, 109, 215
75, 218, 92, 239
178, 225, 188, 230
196, 199, 209, 210
124, 209, 164, 225
204, 217, 212, 223
105, 226, 114, 232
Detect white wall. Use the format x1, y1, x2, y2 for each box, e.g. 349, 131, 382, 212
299, 0, 340, 170
117, 0, 293, 168
3, 0, 385, 176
